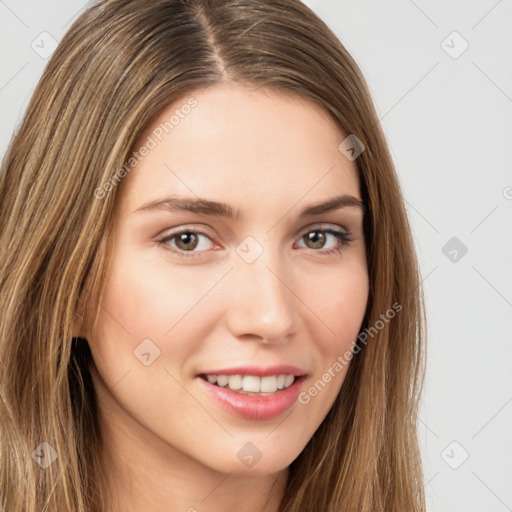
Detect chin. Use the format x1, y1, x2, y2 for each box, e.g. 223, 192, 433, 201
202, 441, 301, 477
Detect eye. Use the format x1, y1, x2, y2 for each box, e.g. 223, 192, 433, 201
296, 226, 352, 255
157, 225, 352, 258
158, 228, 215, 258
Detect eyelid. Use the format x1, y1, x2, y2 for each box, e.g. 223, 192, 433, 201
298, 222, 349, 236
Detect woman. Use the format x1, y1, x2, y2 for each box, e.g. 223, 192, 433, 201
0, 1, 427, 511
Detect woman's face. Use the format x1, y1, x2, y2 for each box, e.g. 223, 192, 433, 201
83, 83, 369, 477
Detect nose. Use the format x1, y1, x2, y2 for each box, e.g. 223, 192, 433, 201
223, 250, 296, 345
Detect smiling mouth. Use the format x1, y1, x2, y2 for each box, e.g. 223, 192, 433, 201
198, 373, 300, 396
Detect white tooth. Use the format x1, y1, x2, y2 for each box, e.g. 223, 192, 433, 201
227, 374, 242, 390
276, 375, 286, 389
242, 375, 261, 392
217, 375, 229, 387
284, 375, 295, 388
206, 375, 217, 384
260, 376, 278, 393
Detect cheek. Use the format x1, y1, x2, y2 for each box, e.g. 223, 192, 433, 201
99, 245, 223, 336
289, 264, 368, 440
293, 272, 368, 416
305, 262, 369, 356
87, 247, 227, 378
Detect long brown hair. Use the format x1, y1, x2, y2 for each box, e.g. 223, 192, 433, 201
0, 1, 427, 510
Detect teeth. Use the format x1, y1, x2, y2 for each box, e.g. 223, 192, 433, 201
228, 374, 242, 390
242, 375, 261, 392
202, 374, 297, 393
260, 376, 277, 393
216, 375, 229, 387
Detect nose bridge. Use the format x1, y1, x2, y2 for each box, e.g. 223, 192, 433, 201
224, 237, 296, 342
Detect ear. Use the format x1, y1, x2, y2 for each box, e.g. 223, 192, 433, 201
72, 311, 88, 339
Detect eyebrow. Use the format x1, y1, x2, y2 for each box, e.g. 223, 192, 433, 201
133, 194, 365, 219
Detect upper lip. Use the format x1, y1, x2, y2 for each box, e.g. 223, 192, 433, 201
197, 364, 308, 377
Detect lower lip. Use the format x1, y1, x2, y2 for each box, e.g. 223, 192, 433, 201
197, 376, 306, 420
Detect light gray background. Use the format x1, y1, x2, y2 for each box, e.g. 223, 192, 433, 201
1, 1, 511, 511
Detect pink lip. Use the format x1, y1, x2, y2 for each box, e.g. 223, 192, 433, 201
197, 364, 308, 377
197, 374, 307, 420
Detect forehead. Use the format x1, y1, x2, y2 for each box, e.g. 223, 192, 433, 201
120, 83, 361, 216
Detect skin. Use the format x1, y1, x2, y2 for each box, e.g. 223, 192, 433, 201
78, 82, 369, 512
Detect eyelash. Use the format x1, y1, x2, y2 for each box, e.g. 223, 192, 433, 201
156, 225, 353, 259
